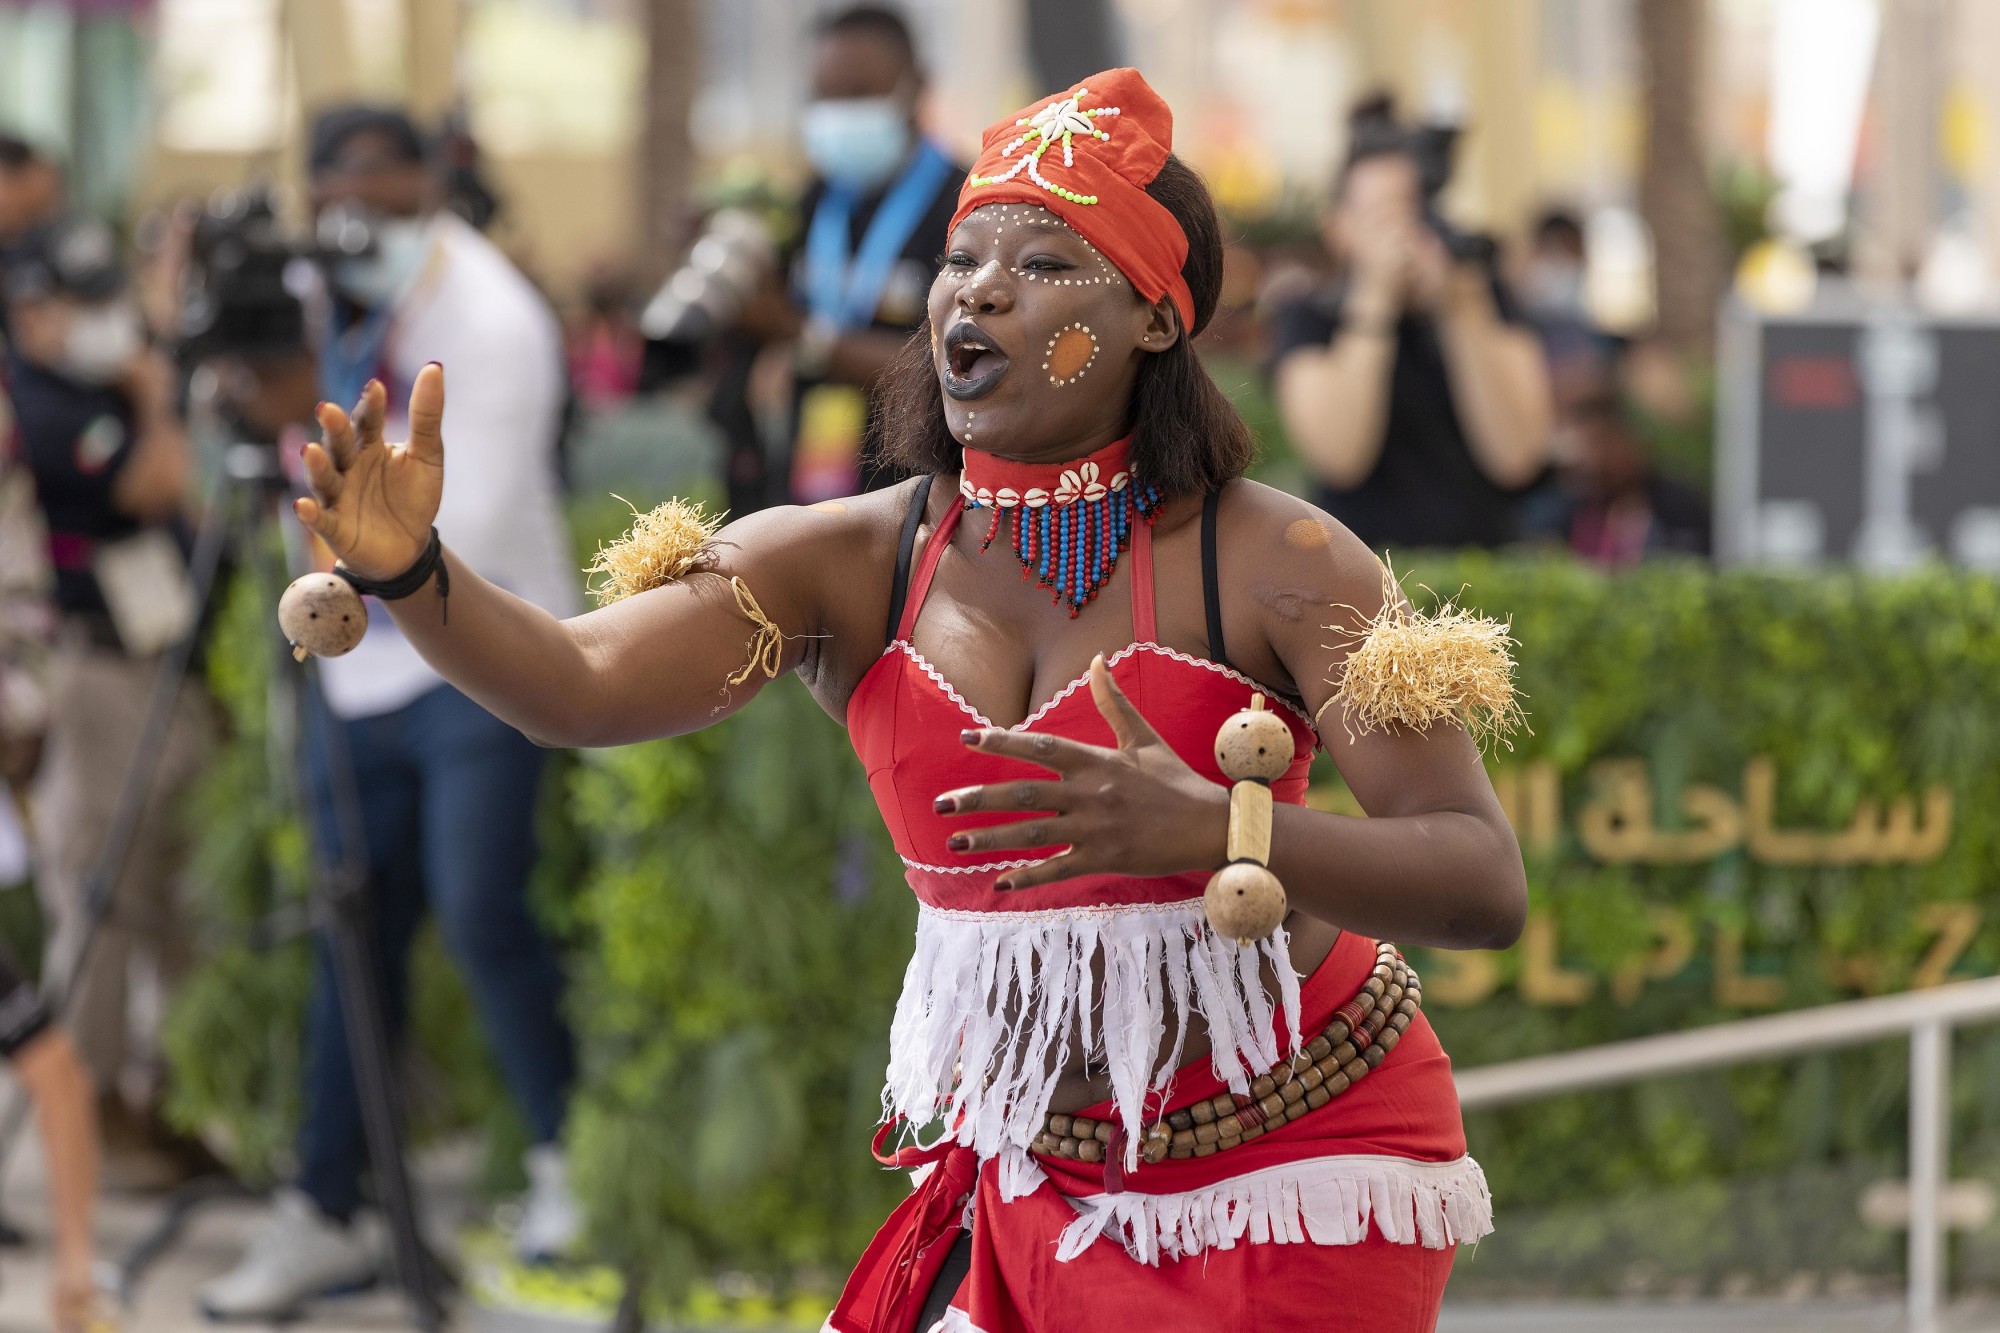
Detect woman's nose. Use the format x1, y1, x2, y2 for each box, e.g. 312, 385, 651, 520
956, 260, 1015, 315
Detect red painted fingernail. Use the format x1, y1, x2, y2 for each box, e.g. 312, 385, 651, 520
934, 795, 957, 814
947, 834, 970, 852
996, 879, 1015, 891
961, 730, 982, 744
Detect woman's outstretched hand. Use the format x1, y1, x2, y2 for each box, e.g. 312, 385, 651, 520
935, 656, 1229, 890
294, 366, 446, 580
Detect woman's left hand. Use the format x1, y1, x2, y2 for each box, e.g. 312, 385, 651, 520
935, 656, 1228, 890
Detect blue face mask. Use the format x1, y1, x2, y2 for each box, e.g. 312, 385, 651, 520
802, 97, 911, 192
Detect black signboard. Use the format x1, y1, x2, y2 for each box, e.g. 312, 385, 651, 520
1716, 298, 2000, 569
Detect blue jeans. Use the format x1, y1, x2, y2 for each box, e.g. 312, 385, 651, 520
299, 684, 575, 1221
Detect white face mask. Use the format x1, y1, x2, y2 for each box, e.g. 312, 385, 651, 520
334, 214, 437, 309
1523, 258, 1586, 316
801, 97, 912, 192
60, 300, 143, 386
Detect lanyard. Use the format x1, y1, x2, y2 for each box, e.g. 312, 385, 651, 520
320, 303, 394, 419
803, 139, 954, 331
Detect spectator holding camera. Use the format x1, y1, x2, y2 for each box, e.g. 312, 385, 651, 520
733, 4, 963, 506
198, 103, 582, 1321
1269, 96, 1552, 549
2, 218, 214, 1192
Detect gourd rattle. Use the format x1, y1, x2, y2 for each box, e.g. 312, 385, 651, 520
1204, 693, 1292, 944
279, 528, 448, 662
278, 572, 369, 662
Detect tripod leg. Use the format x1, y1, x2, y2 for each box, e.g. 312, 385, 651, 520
319, 862, 449, 1331
298, 675, 452, 1332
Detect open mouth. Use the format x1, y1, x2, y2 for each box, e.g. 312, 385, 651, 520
942, 321, 1010, 400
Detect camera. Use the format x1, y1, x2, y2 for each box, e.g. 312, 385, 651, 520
177, 187, 400, 363
1347, 97, 1498, 270
1404, 124, 1498, 268
177, 187, 314, 362
636, 208, 776, 386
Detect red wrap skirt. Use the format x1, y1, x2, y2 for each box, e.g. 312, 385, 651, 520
827, 931, 1489, 1333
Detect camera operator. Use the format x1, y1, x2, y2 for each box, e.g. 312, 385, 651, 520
1269, 95, 1552, 549
652, 5, 962, 511
2, 218, 215, 1191
198, 103, 582, 1321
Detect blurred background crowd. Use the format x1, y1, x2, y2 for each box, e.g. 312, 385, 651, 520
1, 0, 1998, 1329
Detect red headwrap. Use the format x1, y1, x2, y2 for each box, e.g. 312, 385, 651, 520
951, 68, 1197, 334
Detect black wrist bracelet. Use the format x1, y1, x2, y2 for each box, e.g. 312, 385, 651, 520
335, 527, 450, 624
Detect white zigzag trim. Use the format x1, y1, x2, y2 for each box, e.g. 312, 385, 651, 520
901, 854, 1049, 875
884, 640, 1317, 739
914, 895, 1205, 923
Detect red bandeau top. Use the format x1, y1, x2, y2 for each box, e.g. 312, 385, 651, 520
846, 491, 1317, 913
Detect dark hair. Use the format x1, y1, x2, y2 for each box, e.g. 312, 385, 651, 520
872, 154, 1255, 500
1336, 91, 1458, 203
1532, 207, 1586, 252
816, 4, 920, 73
0, 134, 41, 172
308, 104, 428, 176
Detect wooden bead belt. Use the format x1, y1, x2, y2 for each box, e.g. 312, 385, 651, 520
1032, 941, 1419, 1165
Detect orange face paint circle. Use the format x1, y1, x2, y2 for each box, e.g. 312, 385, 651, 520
1047, 327, 1097, 382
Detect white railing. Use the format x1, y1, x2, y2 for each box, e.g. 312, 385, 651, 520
1453, 975, 2000, 1333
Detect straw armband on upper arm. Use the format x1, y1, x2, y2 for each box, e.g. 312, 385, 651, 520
1315, 562, 1526, 752
584, 498, 784, 690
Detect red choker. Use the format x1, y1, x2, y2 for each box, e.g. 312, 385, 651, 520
958, 438, 1162, 616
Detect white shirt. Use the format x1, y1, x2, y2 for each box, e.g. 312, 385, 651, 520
317, 213, 580, 719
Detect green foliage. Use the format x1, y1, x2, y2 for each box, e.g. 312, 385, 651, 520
1389, 553, 2000, 1294
165, 551, 521, 1182
562, 678, 914, 1308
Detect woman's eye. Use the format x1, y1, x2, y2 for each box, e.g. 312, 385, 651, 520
1023, 257, 1071, 271
946, 252, 977, 268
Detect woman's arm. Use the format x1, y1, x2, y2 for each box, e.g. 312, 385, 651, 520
1245, 484, 1526, 948
1272, 271, 1401, 491
297, 370, 860, 747
1432, 268, 1555, 490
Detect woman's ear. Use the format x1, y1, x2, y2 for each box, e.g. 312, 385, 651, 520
1138, 295, 1180, 354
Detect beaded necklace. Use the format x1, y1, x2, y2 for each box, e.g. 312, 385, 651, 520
959, 437, 1162, 617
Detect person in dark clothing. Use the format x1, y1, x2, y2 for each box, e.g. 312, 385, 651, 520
1518, 388, 1710, 565
732, 4, 965, 505
3, 217, 213, 1193
1268, 97, 1552, 550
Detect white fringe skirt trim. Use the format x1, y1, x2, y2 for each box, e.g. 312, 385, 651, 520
1044, 1150, 1493, 1266
884, 899, 1301, 1172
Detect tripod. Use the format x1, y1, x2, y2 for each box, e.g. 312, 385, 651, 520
0, 441, 449, 1328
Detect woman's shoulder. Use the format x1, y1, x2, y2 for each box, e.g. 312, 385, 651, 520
1210, 479, 1389, 618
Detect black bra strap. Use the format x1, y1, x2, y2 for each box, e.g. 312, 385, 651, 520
1202, 489, 1233, 671
885, 474, 937, 647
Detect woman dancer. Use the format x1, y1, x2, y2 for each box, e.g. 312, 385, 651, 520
292, 69, 1524, 1333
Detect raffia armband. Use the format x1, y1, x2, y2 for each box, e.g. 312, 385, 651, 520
1317, 562, 1526, 752
585, 497, 786, 692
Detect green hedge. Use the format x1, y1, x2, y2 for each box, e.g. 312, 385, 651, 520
169, 549, 2000, 1304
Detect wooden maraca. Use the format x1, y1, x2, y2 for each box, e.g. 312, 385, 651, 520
278, 572, 368, 662
1204, 693, 1292, 944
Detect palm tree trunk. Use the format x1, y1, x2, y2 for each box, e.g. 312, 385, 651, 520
1636, 0, 1725, 353
638, 0, 697, 288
